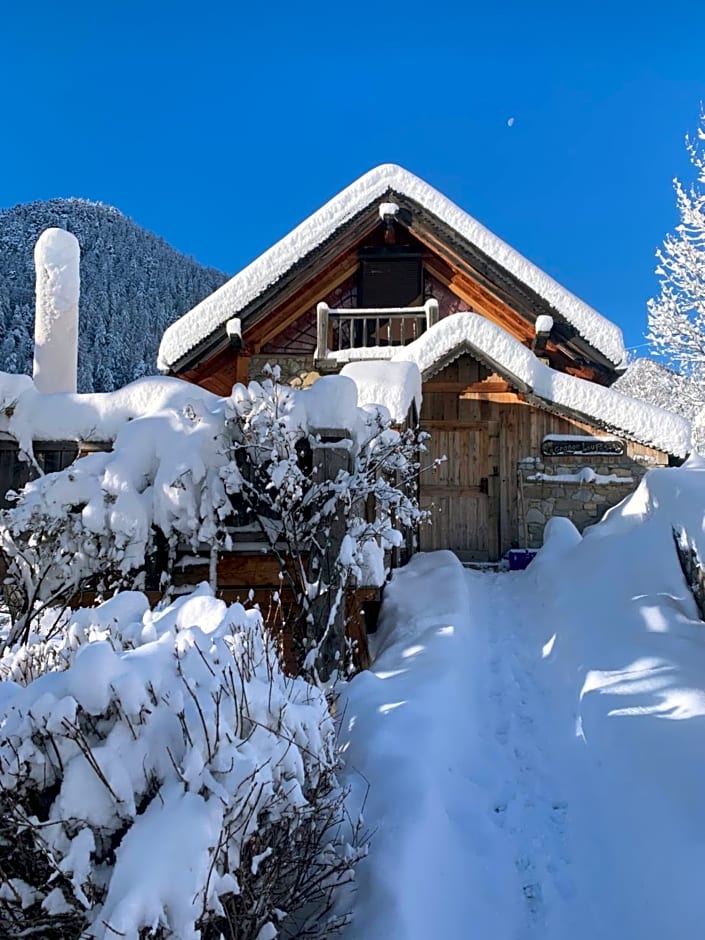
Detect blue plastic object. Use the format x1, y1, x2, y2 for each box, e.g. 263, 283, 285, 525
507, 549, 537, 570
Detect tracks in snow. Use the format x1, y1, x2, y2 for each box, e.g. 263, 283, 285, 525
479, 572, 575, 940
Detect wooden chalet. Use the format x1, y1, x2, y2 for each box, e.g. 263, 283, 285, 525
158, 164, 689, 564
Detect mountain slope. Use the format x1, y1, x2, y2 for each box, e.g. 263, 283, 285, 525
0, 198, 228, 392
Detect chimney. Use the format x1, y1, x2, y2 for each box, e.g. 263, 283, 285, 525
33, 228, 80, 394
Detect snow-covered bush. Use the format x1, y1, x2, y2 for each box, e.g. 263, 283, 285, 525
0, 386, 230, 646
0, 586, 364, 939
0, 372, 429, 673
222, 372, 428, 676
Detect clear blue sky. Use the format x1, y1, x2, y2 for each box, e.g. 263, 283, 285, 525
3, 0, 704, 353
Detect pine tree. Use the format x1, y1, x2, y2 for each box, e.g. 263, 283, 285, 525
0, 198, 227, 391
648, 112, 705, 382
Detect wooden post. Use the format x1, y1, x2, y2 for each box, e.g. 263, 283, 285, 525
425, 297, 439, 330
307, 427, 352, 680
315, 302, 330, 361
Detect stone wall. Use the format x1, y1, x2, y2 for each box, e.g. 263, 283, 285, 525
517, 451, 656, 548
248, 354, 313, 385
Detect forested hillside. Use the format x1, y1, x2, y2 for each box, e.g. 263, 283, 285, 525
0, 199, 228, 391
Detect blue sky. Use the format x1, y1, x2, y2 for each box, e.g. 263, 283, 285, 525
3, 0, 705, 353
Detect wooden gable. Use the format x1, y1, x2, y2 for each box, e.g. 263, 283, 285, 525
416, 352, 667, 561
176, 203, 619, 394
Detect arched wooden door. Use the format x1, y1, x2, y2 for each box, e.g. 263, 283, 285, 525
419, 420, 500, 562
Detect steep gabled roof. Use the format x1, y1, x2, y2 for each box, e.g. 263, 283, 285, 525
158, 164, 626, 372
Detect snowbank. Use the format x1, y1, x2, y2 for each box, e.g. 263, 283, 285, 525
519, 456, 705, 937
158, 164, 625, 370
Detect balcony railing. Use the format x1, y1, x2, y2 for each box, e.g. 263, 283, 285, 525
315, 298, 439, 360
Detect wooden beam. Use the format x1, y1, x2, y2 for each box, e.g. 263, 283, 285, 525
425, 257, 535, 343
427, 373, 514, 394
460, 391, 528, 404
246, 256, 360, 352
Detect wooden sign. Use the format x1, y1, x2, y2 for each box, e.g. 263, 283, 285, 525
542, 436, 625, 457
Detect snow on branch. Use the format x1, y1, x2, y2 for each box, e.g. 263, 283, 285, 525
648, 111, 705, 427
0, 587, 365, 939
0, 372, 429, 672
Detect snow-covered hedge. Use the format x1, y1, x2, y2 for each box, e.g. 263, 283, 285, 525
0, 372, 428, 670
0, 586, 364, 939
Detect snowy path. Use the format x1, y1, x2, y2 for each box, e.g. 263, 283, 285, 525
339, 553, 589, 940
340, 468, 705, 939
338, 551, 658, 940
481, 572, 592, 940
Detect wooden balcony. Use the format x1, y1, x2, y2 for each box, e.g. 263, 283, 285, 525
315, 298, 439, 361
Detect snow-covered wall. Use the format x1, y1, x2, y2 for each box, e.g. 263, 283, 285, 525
33, 228, 80, 394
0, 373, 222, 456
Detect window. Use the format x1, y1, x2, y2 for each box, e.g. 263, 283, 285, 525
358, 248, 423, 308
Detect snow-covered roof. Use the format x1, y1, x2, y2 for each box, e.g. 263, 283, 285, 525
340, 360, 421, 424
0, 373, 221, 456
158, 164, 626, 371
392, 314, 690, 457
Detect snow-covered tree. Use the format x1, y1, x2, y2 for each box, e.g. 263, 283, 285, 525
648, 111, 705, 384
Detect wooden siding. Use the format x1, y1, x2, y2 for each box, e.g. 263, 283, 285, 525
420, 354, 668, 560
170, 550, 373, 672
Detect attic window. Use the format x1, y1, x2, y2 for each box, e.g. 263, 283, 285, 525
359, 249, 422, 308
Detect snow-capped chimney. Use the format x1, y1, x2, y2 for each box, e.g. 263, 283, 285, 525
33, 228, 80, 394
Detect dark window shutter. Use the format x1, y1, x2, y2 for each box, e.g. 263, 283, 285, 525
37, 445, 79, 475
359, 255, 422, 308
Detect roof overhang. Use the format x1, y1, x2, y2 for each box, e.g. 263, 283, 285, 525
159, 164, 626, 374
392, 314, 689, 458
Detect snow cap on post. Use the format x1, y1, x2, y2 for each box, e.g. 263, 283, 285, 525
33, 227, 80, 394
535, 314, 554, 336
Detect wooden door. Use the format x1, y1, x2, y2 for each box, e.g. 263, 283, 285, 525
419, 421, 500, 562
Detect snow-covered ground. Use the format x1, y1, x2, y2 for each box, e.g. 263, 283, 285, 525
341, 460, 705, 939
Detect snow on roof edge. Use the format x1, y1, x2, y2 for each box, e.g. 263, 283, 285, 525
392, 315, 690, 457
340, 360, 422, 424
158, 164, 625, 370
